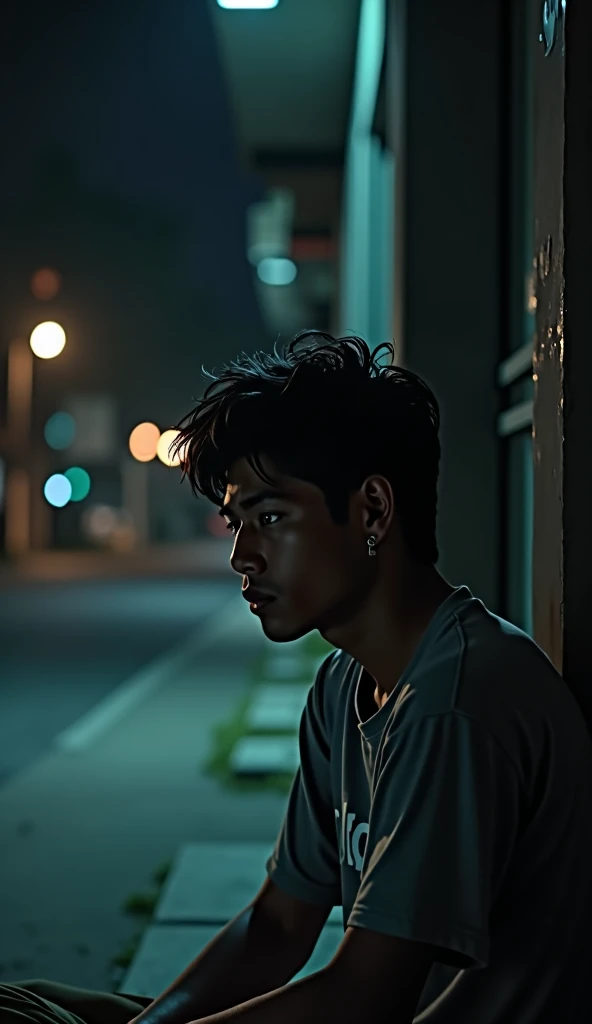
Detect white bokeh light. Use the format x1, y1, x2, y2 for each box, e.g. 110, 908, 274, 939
30, 321, 66, 359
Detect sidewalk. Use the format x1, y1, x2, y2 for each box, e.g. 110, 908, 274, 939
0, 596, 289, 991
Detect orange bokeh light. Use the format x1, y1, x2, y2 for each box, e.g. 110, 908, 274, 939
31, 268, 62, 300
129, 422, 161, 462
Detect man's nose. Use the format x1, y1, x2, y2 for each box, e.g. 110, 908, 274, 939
230, 530, 265, 576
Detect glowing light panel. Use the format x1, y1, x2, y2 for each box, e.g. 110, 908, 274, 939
217, 1, 279, 9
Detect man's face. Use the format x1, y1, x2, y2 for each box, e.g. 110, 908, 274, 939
220, 454, 373, 643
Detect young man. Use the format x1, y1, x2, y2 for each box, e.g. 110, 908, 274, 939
4, 331, 592, 1023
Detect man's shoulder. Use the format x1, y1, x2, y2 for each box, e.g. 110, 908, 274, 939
456, 600, 561, 692
451, 600, 586, 749
395, 598, 560, 724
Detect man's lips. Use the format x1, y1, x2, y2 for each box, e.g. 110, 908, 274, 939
242, 588, 276, 607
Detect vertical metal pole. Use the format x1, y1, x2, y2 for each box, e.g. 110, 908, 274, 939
5, 338, 34, 556
121, 456, 150, 546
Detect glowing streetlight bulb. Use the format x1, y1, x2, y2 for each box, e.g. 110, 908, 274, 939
30, 321, 66, 359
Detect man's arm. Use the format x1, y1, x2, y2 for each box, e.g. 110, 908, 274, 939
185, 926, 436, 1024
128, 880, 332, 1024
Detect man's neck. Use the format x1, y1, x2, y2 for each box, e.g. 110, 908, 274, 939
324, 565, 455, 706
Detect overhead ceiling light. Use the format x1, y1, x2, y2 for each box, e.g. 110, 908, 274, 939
217, 1, 279, 9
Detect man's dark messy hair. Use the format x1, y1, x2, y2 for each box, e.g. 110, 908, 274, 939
173, 330, 441, 565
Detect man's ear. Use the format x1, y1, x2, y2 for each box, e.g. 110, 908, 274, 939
359, 475, 395, 542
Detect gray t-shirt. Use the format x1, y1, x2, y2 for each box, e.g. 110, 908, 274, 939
266, 586, 592, 1022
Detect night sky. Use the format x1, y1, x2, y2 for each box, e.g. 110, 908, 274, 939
0, 0, 268, 431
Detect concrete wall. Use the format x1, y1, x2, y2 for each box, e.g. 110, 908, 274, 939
387, 0, 503, 609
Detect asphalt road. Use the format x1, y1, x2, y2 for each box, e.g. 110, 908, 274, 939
0, 577, 236, 785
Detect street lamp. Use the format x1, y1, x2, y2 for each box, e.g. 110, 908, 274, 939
3, 322, 67, 556
30, 321, 66, 359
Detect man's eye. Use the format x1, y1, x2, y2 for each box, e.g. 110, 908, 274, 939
226, 513, 283, 534
260, 512, 283, 527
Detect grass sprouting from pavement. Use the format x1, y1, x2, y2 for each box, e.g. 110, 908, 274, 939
203, 632, 334, 796
111, 860, 174, 984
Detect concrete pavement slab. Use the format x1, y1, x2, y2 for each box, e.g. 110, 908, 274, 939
154, 841, 343, 927
251, 684, 310, 705
155, 842, 273, 923
230, 736, 300, 776
245, 702, 303, 732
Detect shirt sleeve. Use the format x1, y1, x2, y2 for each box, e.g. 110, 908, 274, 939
265, 652, 342, 908
348, 711, 522, 968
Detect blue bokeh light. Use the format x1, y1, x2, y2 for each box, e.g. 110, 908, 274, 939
43, 473, 73, 508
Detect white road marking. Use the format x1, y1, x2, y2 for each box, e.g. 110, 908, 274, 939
54, 595, 250, 751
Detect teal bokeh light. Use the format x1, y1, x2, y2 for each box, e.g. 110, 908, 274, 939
64, 466, 91, 502
44, 411, 76, 450
44, 473, 72, 508
257, 257, 297, 286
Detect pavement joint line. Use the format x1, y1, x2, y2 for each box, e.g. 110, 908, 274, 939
53, 595, 248, 752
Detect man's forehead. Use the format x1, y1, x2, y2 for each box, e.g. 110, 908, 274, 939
224, 454, 282, 494
221, 457, 315, 513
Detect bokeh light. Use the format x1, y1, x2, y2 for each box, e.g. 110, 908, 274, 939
82, 505, 136, 551
257, 257, 297, 286
82, 504, 119, 542
64, 466, 91, 502
156, 429, 184, 467
30, 321, 66, 359
129, 422, 161, 462
31, 268, 62, 300
43, 473, 72, 508
44, 411, 76, 450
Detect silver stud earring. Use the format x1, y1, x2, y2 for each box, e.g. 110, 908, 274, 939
367, 535, 377, 556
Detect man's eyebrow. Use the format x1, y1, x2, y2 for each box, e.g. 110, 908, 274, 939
218, 489, 295, 518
